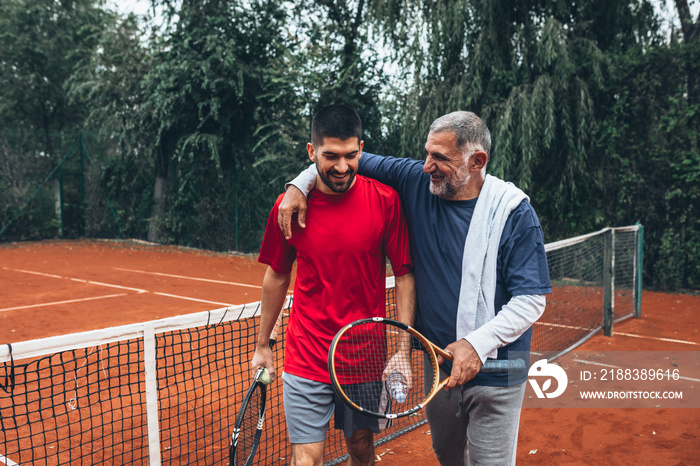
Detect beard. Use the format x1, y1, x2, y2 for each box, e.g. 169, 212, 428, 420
318, 166, 357, 193
429, 177, 458, 199
428, 167, 470, 200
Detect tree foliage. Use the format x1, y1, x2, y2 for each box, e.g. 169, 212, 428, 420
596, 39, 700, 289
0, 0, 109, 152
0, 0, 698, 290
0, 0, 112, 238
136, 0, 307, 249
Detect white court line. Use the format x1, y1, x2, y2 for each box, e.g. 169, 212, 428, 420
3, 266, 269, 311
152, 292, 235, 307
572, 359, 700, 382
536, 321, 592, 331
0, 454, 20, 465
0, 294, 128, 313
613, 332, 699, 346
114, 267, 262, 289
536, 321, 699, 347
10, 268, 147, 293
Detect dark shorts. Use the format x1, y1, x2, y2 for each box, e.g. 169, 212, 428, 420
282, 372, 380, 444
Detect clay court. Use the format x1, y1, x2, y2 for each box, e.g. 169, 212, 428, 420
1, 240, 698, 465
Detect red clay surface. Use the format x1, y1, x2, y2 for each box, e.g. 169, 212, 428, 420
1, 239, 272, 343
2, 240, 698, 465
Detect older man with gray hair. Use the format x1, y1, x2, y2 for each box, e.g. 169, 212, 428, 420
279, 111, 551, 465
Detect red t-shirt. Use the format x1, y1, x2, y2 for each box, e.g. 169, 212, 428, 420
258, 175, 413, 383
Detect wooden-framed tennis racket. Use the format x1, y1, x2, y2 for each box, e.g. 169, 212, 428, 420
229, 309, 284, 466
328, 317, 527, 419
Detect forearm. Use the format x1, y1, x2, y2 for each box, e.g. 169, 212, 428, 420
256, 267, 292, 350
384, 271, 416, 385
288, 154, 390, 189
464, 294, 546, 362
286, 164, 317, 197
285, 152, 419, 196
394, 272, 416, 327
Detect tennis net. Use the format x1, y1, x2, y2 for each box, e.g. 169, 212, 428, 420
0, 225, 643, 465
533, 225, 643, 359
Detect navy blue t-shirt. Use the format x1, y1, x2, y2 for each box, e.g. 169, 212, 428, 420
359, 152, 552, 385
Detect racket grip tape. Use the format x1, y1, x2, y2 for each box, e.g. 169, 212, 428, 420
480, 359, 527, 374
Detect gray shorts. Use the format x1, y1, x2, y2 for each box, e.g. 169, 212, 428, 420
282, 372, 380, 444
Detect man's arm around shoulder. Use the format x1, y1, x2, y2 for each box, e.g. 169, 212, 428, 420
278, 152, 420, 239
278, 165, 317, 239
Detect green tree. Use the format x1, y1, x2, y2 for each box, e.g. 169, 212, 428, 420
138, 0, 305, 249
368, 0, 700, 290
0, 0, 111, 237
283, 0, 388, 151
371, 1, 659, 229
595, 10, 700, 290
67, 11, 153, 238
674, 0, 699, 151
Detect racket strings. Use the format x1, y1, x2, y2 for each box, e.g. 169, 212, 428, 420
234, 386, 263, 465
331, 321, 432, 417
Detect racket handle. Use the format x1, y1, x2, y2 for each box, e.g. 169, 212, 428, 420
480, 359, 527, 374
435, 359, 526, 393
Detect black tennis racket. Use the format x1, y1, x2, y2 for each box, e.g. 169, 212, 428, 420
229, 310, 284, 466
328, 317, 527, 419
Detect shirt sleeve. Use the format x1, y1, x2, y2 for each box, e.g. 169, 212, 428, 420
499, 202, 552, 296
288, 153, 424, 198
465, 294, 547, 362
285, 164, 317, 197
382, 190, 413, 277
258, 196, 296, 274
359, 152, 424, 198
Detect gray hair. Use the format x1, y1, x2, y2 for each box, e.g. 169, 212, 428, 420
429, 111, 491, 157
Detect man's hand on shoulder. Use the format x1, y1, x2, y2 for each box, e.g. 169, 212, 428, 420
440, 339, 483, 389
278, 185, 308, 240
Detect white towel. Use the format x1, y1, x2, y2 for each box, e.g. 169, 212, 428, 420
456, 175, 528, 360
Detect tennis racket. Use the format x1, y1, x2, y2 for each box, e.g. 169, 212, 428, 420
328, 317, 527, 419
229, 309, 284, 466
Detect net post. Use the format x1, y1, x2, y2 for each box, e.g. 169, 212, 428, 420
634, 223, 644, 318
143, 322, 162, 466
603, 228, 615, 336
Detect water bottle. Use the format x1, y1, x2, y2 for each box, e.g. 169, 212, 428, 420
386, 370, 408, 403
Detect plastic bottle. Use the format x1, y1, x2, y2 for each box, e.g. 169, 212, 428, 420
386, 370, 408, 403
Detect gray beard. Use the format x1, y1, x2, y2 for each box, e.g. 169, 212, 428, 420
429, 179, 458, 199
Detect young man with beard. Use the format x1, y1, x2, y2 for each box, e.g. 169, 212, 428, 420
251, 104, 415, 466
279, 111, 552, 465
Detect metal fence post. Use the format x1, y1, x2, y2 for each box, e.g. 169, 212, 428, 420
635, 223, 644, 318
603, 228, 615, 336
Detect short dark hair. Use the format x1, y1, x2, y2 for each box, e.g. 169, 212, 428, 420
311, 104, 362, 147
